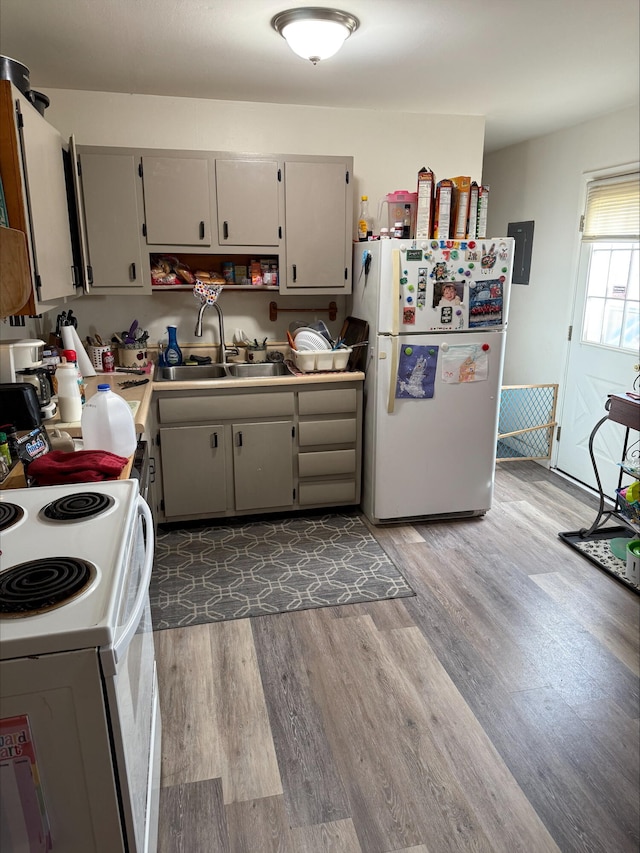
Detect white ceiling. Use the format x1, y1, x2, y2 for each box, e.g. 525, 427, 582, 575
1, 0, 638, 152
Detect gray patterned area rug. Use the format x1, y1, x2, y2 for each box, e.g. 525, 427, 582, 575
150, 512, 415, 629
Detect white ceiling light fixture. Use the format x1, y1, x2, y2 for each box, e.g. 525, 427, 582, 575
271, 7, 360, 65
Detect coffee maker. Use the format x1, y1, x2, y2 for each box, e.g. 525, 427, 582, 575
16, 367, 55, 419
0, 339, 56, 419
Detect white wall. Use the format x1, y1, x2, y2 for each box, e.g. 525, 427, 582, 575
1, 90, 484, 350
484, 105, 639, 394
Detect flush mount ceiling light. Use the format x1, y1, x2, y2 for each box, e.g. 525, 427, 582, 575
271, 7, 359, 65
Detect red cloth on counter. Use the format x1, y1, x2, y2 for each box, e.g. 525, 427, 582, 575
27, 450, 129, 486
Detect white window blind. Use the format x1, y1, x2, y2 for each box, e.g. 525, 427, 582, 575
582, 173, 640, 240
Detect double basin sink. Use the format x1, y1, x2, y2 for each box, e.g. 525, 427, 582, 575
155, 362, 291, 382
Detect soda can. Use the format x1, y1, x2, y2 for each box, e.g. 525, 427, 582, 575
102, 350, 115, 372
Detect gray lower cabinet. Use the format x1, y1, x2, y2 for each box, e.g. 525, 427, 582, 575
154, 382, 361, 522
159, 424, 227, 518
233, 421, 294, 511
297, 387, 360, 507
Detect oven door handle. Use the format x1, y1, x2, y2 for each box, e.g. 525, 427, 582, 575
112, 497, 154, 666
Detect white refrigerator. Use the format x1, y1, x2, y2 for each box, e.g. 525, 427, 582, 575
351, 237, 514, 523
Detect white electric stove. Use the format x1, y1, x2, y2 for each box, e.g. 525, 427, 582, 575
0, 480, 161, 852
0, 479, 142, 659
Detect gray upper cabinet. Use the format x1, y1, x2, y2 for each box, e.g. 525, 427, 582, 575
4, 84, 76, 306
281, 160, 352, 294
79, 151, 145, 290
75, 145, 353, 295
142, 156, 212, 246
216, 159, 280, 246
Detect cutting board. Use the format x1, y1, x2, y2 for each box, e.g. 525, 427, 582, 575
338, 316, 369, 371
0, 226, 31, 317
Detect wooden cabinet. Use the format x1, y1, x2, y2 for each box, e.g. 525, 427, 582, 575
153, 380, 361, 523
215, 159, 280, 247
0, 81, 77, 313
78, 151, 146, 291
280, 160, 352, 295
142, 156, 213, 246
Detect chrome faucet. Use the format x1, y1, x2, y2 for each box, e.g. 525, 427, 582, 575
194, 300, 238, 364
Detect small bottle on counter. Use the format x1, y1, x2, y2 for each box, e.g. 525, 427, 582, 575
81, 384, 137, 457
0, 432, 12, 468
0, 424, 19, 462
56, 362, 83, 423
62, 348, 86, 403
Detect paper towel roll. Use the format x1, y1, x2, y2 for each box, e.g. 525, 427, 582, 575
61, 325, 97, 376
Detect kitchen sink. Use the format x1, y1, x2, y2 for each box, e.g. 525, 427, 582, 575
155, 364, 228, 381
154, 362, 292, 381
226, 363, 290, 377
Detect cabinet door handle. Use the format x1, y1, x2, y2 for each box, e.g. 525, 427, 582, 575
130, 263, 136, 281
237, 431, 243, 448
199, 220, 205, 240
223, 221, 229, 240
292, 264, 297, 282
87, 265, 94, 286
210, 432, 218, 449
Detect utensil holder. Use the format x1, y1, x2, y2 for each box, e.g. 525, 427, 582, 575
88, 345, 112, 371
117, 343, 149, 368
246, 345, 267, 364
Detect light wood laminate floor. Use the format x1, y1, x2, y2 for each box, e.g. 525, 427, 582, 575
154, 462, 640, 853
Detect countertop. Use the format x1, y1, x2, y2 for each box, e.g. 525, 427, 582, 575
51, 372, 154, 437
0, 373, 153, 489
151, 367, 365, 392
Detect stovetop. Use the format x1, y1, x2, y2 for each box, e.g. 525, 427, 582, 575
0, 480, 140, 659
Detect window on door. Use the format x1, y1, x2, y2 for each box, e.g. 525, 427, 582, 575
580, 173, 639, 353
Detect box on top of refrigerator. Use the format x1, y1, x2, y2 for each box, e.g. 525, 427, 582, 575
415, 167, 435, 239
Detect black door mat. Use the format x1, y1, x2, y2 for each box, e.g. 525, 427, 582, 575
559, 526, 639, 593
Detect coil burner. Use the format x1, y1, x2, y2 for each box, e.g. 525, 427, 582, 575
0, 557, 97, 617
41, 491, 115, 523
0, 502, 24, 533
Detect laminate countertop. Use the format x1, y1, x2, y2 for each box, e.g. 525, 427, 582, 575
151, 367, 365, 393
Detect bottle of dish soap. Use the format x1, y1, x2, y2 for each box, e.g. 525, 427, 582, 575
165, 325, 183, 366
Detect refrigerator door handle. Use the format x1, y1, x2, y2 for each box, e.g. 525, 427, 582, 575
387, 337, 400, 414
392, 250, 401, 336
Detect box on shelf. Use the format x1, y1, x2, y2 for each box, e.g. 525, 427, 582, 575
293, 348, 352, 373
